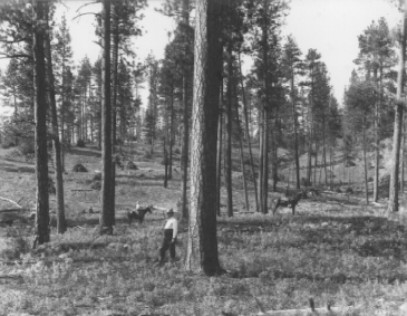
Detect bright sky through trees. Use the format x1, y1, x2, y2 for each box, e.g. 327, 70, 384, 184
285, 0, 399, 104
0, 0, 401, 113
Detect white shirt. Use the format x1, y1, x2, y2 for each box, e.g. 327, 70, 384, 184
164, 217, 178, 239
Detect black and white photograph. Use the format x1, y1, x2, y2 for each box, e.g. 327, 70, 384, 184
0, 0, 407, 315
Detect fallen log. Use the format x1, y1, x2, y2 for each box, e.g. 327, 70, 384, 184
0, 196, 23, 210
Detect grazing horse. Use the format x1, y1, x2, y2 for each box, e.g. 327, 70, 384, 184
272, 193, 302, 215
127, 203, 153, 224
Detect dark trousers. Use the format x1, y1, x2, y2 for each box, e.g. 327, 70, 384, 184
159, 229, 176, 262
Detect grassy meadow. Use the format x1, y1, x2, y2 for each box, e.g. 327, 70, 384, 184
0, 143, 407, 315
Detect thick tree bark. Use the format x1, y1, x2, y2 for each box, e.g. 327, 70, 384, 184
180, 76, 190, 220
45, 1, 66, 234
185, 0, 223, 276
180, 0, 191, 220
100, 0, 114, 234
34, 0, 50, 245
388, 3, 407, 213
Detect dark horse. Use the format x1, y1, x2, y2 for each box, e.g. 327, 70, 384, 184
127, 204, 153, 224
272, 193, 302, 215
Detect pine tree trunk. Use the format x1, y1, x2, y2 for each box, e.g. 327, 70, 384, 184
234, 85, 249, 213
260, 15, 270, 214
110, 5, 120, 226
388, 4, 407, 212
180, 0, 191, 221
45, 2, 66, 234
261, 107, 269, 213
34, 0, 50, 245
363, 127, 369, 205
291, 72, 300, 190
169, 86, 175, 180
329, 144, 333, 190
164, 136, 168, 188
271, 118, 279, 192
185, 0, 223, 276
238, 52, 259, 211
100, 0, 114, 234
181, 75, 190, 220
224, 44, 233, 217
373, 72, 380, 202
401, 121, 406, 194
216, 81, 224, 216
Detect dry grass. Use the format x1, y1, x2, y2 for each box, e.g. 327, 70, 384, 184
0, 144, 406, 315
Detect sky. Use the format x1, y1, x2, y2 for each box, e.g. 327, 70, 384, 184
0, 0, 402, 114
284, 0, 400, 104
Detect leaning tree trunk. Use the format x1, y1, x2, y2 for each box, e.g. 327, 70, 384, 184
185, 0, 223, 276
388, 3, 407, 213
34, 0, 50, 245
100, 0, 114, 234
45, 1, 66, 234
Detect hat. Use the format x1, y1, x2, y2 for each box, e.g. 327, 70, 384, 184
167, 208, 174, 214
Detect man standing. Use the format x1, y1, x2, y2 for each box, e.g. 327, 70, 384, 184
159, 209, 178, 264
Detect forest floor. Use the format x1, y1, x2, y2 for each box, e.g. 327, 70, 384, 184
0, 144, 407, 315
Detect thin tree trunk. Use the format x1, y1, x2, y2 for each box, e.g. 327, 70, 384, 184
238, 52, 259, 211
224, 43, 233, 217
329, 144, 333, 190
168, 86, 175, 180
234, 85, 249, 213
363, 128, 369, 205
45, 2, 66, 234
34, 0, 50, 245
100, 0, 114, 234
216, 80, 224, 216
401, 121, 406, 194
388, 3, 407, 212
313, 141, 318, 185
164, 136, 168, 188
290, 71, 300, 190
185, 0, 223, 276
110, 5, 120, 226
373, 70, 380, 202
260, 9, 270, 214
271, 117, 279, 192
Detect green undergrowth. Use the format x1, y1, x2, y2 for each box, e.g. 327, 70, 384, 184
1, 204, 407, 315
